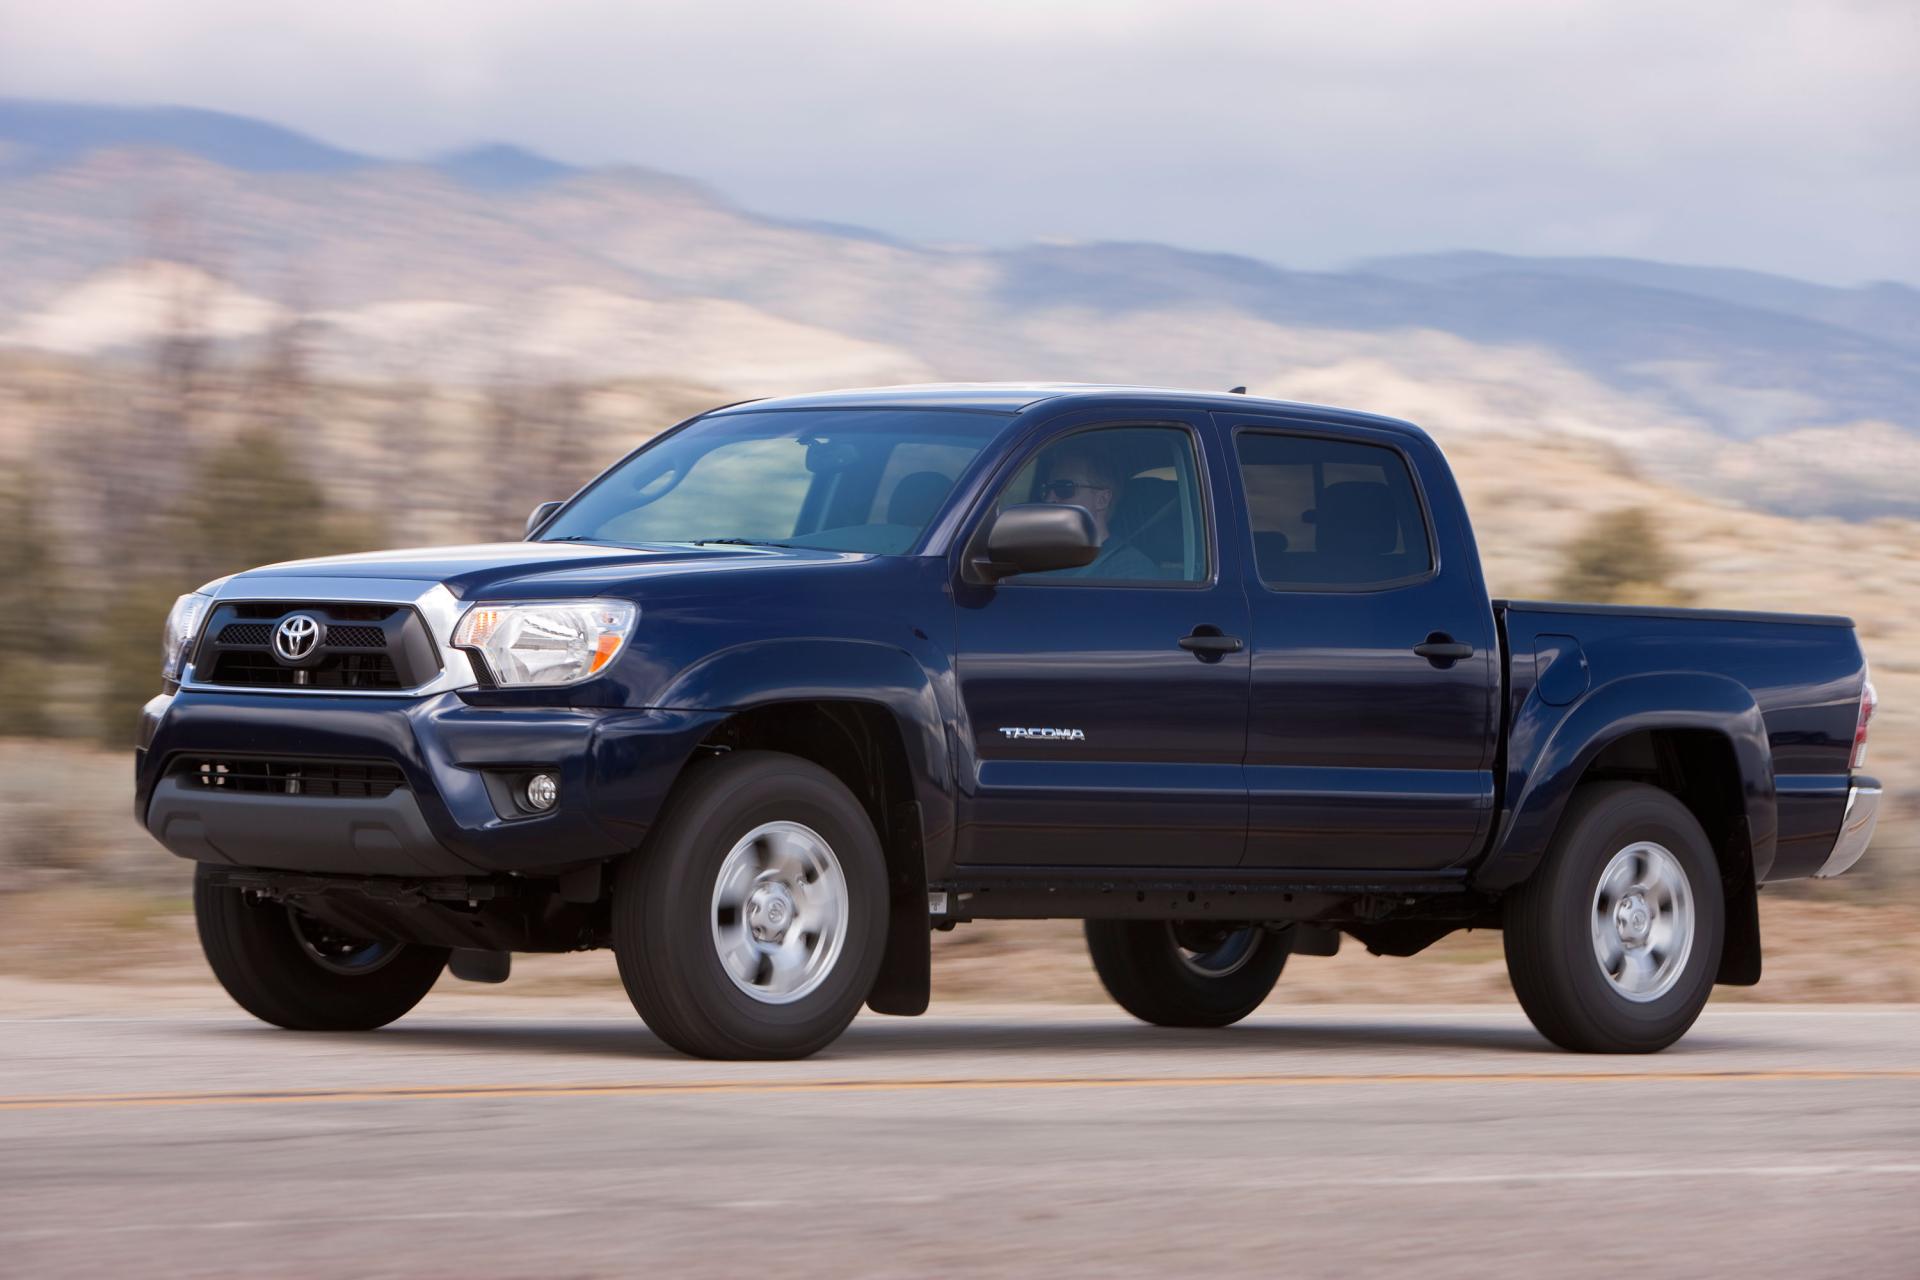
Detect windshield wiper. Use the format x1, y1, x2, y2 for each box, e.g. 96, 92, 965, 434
689, 538, 793, 548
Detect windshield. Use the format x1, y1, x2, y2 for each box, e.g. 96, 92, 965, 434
539, 407, 1014, 554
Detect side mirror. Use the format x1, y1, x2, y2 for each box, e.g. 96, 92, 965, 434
526, 501, 563, 538
975, 504, 1099, 580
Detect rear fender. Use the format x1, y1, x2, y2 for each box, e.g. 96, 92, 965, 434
1475, 672, 1775, 891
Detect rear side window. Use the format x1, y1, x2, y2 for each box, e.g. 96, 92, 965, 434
1235, 432, 1432, 588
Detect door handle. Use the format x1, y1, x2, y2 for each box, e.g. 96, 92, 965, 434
1413, 635, 1474, 662
1179, 629, 1244, 658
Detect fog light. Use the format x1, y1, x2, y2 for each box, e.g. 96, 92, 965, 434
524, 773, 559, 812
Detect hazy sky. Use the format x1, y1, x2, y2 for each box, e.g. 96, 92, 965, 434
4, 0, 1916, 284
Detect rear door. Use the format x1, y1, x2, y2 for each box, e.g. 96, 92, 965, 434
950, 411, 1252, 868
1215, 413, 1499, 871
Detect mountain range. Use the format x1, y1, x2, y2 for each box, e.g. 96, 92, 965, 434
2, 99, 1916, 518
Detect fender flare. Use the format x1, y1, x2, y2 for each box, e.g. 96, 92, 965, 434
656, 637, 951, 1018
1474, 671, 1775, 892
656, 636, 953, 852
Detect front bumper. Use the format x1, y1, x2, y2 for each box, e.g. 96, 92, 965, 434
1813, 780, 1882, 879
137, 690, 721, 877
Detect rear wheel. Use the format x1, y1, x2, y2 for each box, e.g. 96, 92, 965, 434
613, 751, 888, 1059
1085, 920, 1292, 1027
193, 864, 448, 1030
1504, 783, 1725, 1053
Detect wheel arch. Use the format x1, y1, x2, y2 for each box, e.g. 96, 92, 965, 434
680, 691, 939, 1017
1478, 672, 1773, 986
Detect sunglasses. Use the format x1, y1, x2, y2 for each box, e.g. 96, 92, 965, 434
1041, 478, 1109, 500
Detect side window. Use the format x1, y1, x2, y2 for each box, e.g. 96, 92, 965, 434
992, 425, 1208, 584
1235, 432, 1433, 588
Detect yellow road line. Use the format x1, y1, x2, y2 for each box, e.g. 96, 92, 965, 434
2, 1068, 1915, 1112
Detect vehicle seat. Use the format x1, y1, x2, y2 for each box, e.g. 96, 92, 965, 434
1109, 476, 1183, 576
1314, 481, 1397, 554
1251, 530, 1290, 570
1300, 480, 1399, 581
886, 471, 955, 527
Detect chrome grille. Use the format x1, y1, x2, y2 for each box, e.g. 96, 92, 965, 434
193, 601, 435, 691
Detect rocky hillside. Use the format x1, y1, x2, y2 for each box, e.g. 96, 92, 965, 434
2, 101, 1917, 519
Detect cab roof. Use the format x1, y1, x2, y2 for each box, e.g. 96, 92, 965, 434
708, 383, 1425, 435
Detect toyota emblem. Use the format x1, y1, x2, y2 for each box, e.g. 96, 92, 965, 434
272, 614, 323, 663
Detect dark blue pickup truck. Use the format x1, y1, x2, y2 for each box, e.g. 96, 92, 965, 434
137, 385, 1882, 1058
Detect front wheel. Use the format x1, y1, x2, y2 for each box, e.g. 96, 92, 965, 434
613, 751, 889, 1060
1085, 920, 1292, 1027
193, 865, 448, 1030
1503, 783, 1725, 1053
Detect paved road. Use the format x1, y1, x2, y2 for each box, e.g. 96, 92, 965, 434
3, 1000, 1917, 1278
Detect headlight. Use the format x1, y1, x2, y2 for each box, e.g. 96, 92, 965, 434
162, 592, 211, 681
452, 601, 638, 687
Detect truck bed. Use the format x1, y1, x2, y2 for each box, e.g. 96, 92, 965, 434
1494, 598, 1867, 882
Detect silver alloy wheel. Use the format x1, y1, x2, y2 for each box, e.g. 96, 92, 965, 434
1589, 841, 1695, 1002
286, 907, 402, 976
710, 820, 850, 1005
1169, 923, 1260, 978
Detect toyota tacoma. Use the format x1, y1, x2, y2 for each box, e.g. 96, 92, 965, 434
137, 385, 1883, 1058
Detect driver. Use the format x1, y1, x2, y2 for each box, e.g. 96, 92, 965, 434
1038, 442, 1158, 580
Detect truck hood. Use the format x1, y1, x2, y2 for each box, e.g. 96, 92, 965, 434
224, 540, 864, 598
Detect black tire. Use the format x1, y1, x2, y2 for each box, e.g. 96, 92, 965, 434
1504, 782, 1725, 1053
613, 751, 889, 1060
193, 865, 448, 1031
1085, 920, 1292, 1028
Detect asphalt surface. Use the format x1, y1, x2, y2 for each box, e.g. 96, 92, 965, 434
3, 1000, 1918, 1278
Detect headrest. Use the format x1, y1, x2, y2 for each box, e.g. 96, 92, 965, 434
887, 471, 954, 527
1111, 475, 1177, 536
1312, 482, 1396, 555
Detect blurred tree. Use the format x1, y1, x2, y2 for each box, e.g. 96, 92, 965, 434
94, 422, 388, 743
0, 469, 57, 736
371, 376, 432, 545
481, 374, 596, 540
481, 379, 526, 536
535, 381, 591, 511
95, 225, 216, 559
179, 424, 332, 581
95, 580, 192, 748
1551, 506, 1693, 605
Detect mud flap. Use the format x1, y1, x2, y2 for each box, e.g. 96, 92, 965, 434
866, 802, 930, 1016
1717, 866, 1763, 986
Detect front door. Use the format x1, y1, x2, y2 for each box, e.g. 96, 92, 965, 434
1217, 414, 1500, 871
951, 414, 1252, 868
